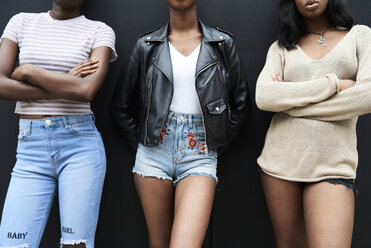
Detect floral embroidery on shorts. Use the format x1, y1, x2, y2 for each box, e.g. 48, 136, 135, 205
189, 139, 197, 148
198, 142, 206, 152
186, 131, 197, 148
159, 127, 168, 143
186, 131, 209, 154
187, 132, 194, 140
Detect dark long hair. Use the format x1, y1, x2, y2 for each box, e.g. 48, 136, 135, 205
278, 0, 354, 50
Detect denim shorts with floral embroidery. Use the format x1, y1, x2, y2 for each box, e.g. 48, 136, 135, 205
133, 112, 218, 185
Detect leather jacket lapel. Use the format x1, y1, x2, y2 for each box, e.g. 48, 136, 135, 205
152, 41, 173, 84
196, 40, 218, 78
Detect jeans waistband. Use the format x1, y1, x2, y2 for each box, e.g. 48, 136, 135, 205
19, 114, 95, 131
165, 112, 203, 128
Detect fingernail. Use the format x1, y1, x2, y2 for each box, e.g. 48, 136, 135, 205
92, 70, 96, 72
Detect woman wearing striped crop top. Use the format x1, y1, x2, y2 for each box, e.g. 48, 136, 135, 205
0, 0, 117, 247
256, 0, 371, 247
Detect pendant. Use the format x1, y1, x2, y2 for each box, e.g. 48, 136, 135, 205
317, 35, 326, 46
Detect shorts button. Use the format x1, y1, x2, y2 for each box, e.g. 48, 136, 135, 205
45, 119, 52, 125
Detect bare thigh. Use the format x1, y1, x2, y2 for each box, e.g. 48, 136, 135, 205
303, 181, 354, 248
134, 174, 175, 248
260, 172, 308, 248
170, 175, 216, 248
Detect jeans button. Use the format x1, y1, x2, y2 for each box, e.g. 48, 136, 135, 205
45, 119, 52, 125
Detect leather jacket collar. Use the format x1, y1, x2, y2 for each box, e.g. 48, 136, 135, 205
145, 21, 226, 85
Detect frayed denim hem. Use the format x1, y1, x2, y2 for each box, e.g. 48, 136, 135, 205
60, 239, 87, 248
132, 169, 173, 182
174, 172, 218, 185
0, 244, 30, 248
325, 178, 359, 198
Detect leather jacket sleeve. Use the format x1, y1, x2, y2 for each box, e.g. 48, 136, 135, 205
111, 41, 141, 150
219, 38, 250, 154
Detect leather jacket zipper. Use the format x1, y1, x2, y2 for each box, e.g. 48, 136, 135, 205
203, 64, 219, 86
196, 60, 218, 156
144, 68, 154, 145
196, 61, 218, 79
151, 61, 174, 144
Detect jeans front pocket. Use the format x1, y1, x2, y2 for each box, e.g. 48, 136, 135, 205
67, 121, 97, 137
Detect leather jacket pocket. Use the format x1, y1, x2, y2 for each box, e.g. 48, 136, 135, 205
207, 98, 226, 115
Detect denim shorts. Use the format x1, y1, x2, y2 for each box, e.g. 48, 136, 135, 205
257, 167, 358, 197
0, 114, 106, 248
133, 112, 218, 185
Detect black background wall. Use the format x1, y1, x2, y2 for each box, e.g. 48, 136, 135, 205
0, 0, 370, 247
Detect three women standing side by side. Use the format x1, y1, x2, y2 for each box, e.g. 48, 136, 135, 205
0, 0, 117, 247
111, 0, 249, 246
256, 0, 371, 247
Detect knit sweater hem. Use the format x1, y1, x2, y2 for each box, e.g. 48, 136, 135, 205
259, 167, 355, 183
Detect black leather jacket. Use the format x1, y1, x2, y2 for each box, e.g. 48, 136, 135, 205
112, 21, 249, 154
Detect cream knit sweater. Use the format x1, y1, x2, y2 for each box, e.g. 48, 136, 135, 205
256, 25, 371, 182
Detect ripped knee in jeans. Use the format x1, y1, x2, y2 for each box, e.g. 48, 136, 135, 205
60, 239, 87, 248
0, 244, 30, 248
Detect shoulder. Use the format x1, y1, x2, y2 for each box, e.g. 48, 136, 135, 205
352, 24, 371, 38
352, 24, 371, 48
135, 26, 163, 45
4, 12, 45, 32
268, 41, 284, 54
215, 27, 235, 47
7, 12, 40, 23
132, 25, 165, 48
200, 22, 234, 46
83, 18, 115, 33
216, 27, 234, 39
352, 24, 371, 32
138, 26, 161, 39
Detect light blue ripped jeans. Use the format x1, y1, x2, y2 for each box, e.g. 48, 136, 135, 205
0, 114, 106, 248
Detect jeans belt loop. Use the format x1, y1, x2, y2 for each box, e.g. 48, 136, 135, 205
188, 114, 193, 129
27, 119, 32, 133
62, 116, 70, 129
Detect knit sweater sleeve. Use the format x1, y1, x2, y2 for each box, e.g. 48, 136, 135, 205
255, 41, 339, 112
285, 25, 371, 121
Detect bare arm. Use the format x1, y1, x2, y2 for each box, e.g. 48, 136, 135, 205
0, 38, 52, 101
11, 46, 112, 102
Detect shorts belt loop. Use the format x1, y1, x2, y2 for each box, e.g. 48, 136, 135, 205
62, 116, 70, 129
27, 120, 32, 133
166, 112, 174, 126
188, 114, 192, 129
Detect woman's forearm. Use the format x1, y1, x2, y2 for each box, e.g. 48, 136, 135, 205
0, 75, 52, 101
19, 64, 93, 102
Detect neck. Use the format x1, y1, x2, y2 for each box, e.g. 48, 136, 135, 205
304, 14, 329, 34
50, 3, 81, 20
169, 6, 199, 35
